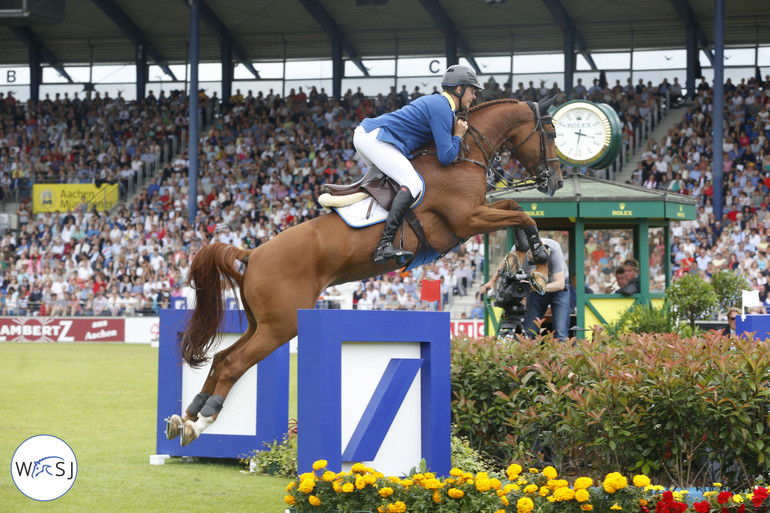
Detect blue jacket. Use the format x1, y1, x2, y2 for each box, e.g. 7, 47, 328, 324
359, 93, 461, 166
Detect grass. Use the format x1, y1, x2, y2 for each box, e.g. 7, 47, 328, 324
0, 342, 296, 512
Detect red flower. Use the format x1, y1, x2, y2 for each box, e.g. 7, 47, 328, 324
752, 486, 769, 508
737, 504, 745, 513
662, 491, 674, 503
717, 491, 733, 504
693, 501, 710, 513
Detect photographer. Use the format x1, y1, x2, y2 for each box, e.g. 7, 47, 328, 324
481, 237, 569, 341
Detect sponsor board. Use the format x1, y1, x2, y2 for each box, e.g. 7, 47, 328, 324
450, 319, 484, 338
0, 317, 124, 342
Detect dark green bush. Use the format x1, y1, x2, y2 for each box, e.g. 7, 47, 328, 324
450, 331, 770, 489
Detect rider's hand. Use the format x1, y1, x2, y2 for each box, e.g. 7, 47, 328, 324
454, 118, 468, 137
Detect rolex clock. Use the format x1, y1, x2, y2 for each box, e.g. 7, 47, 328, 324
550, 100, 622, 169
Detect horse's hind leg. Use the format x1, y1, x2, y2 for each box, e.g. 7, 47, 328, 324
180, 319, 294, 445
166, 305, 257, 442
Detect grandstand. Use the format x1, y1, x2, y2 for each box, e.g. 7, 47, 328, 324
1, 1, 769, 321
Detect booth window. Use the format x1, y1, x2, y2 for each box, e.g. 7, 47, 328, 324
584, 228, 635, 294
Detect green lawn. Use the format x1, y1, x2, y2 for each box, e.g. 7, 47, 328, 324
0, 342, 296, 512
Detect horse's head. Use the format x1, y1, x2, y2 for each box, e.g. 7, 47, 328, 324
508, 96, 564, 197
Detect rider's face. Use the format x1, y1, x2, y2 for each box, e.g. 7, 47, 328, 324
456, 86, 477, 109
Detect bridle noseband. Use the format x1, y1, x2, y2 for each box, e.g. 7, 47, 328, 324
455, 101, 560, 194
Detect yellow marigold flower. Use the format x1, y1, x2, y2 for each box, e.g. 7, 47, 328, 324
379, 487, 394, 497
299, 472, 315, 482
551, 479, 569, 489
425, 472, 436, 479
503, 484, 516, 494
517, 496, 534, 513
308, 495, 321, 506
581, 505, 594, 511
355, 475, 366, 490
543, 466, 558, 480
496, 510, 506, 513
476, 473, 491, 492
432, 490, 442, 503
351, 463, 366, 473
673, 491, 685, 501
524, 484, 539, 494
378, 507, 386, 513
734, 494, 744, 503
501, 495, 510, 506
517, 477, 528, 485
633, 474, 651, 488
387, 476, 400, 483
529, 468, 539, 474
445, 478, 456, 485
400, 479, 413, 488
603, 472, 628, 493
322, 471, 336, 482
387, 501, 406, 513
490, 478, 502, 490
539, 486, 550, 497
554, 487, 575, 501
284, 495, 295, 505
312, 460, 327, 471
286, 481, 296, 492
511, 483, 521, 491
575, 488, 590, 502
364, 474, 377, 485
341, 482, 354, 493
548, 496, 557, 503
448, 488, 465, 499
507, 463, 523, 477
574, 477, 593, 490
463, 472, 474, 480
713, 482, 723, 487
466, 478, 474, 486
413, 473, 425, 481
611, 503, 623, 510
298, 480, 315, 494
703, 491, 717, 498
332, 480, 341, 492
639, 499, 648, 506
423, 478, 443, 490
450, 467, 464, 477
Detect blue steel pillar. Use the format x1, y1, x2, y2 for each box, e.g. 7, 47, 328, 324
563, 28, 575, 97
332, 34, 343, 100
29, 41, 42, 103
188, 0, 200, 225
712, 0, 724, 222
136, 43, 148, 101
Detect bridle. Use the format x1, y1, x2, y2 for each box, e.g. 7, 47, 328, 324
456, 101, 560, 194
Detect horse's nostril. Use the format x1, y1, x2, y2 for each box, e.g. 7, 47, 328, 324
556, 180, 564, 190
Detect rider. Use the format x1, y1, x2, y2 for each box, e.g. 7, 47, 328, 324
353, 64, 483, 264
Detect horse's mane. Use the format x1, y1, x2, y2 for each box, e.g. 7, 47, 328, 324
468, 98, 520, 113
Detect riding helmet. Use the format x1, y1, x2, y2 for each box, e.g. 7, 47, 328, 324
441, 65, 483, 90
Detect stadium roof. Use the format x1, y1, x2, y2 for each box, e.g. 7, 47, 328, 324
0, 0, 768, 68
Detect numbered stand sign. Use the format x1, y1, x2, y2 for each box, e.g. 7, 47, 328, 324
297, 309, 450, 477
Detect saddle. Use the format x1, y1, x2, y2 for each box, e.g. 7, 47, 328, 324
319, 167, 434, 269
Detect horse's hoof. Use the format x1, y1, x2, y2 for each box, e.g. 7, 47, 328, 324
165, 415, 183, 440
504, 252, 521, 276
181, 420, 198, 446
530, 272, 547, 295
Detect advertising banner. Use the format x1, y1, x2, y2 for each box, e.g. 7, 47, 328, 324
450, 319, 484, 338
0, 317, 125, 342
32, 183, 119, 213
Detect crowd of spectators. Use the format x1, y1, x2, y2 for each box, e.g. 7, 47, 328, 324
1, 71, 768, 318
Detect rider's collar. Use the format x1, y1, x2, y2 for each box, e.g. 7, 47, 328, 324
441, 91, 458, 112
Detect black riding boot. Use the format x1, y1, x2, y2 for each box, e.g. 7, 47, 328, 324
374, 188, 416, 264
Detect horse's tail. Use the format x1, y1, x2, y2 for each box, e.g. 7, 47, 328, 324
181, 243, 250, 368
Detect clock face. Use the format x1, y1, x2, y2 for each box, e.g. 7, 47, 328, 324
553, 102, 612, 167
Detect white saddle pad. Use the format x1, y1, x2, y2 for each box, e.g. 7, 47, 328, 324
332, 197, 389, 228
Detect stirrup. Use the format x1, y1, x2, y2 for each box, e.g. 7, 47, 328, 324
374, 242, 414, 265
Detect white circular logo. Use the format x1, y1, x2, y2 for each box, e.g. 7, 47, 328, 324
11, 435, 78, 501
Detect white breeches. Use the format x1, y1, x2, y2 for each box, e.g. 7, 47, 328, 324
353, 126, 423, 198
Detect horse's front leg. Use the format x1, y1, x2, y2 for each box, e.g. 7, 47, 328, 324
467, 201, 550, 294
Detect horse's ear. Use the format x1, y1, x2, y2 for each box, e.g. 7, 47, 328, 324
538, 95, 557, 112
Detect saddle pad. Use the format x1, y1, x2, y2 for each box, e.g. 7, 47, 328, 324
333, 198, 389, 228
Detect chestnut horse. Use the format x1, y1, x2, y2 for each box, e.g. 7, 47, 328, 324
166, 98, 563, 445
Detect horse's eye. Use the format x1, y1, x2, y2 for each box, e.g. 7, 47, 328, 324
547, 132, 557, 140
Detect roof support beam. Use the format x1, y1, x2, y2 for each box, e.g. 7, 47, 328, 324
418, 0, 480, 74
297, 0, 369, 76
195, 0, 260, 79
10, 26, 74, 86
91, 0, 177, 81
540, 0, 597, 71
669, 0, 713, 65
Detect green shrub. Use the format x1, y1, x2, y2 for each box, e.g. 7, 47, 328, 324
710, 269, 752, 314
242, 430, 298, 477
450, 330, 770, 489
667, 273, 718, 332
606, 301, 677, 335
